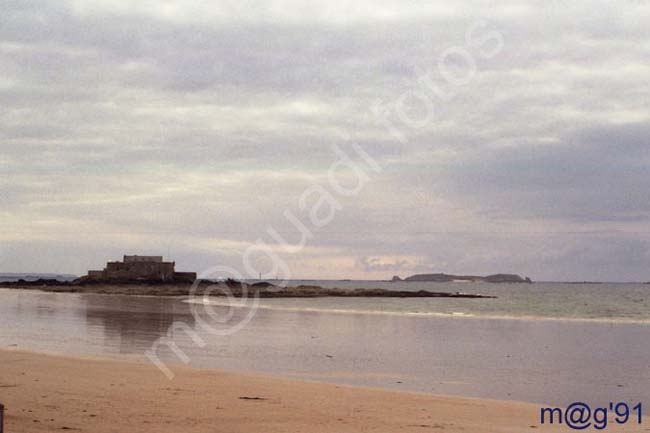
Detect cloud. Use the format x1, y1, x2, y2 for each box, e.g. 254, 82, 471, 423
356, 256, 414, 273
0, 0, 648, 280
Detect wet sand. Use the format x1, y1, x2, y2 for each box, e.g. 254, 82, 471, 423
0, 349, 602, 433
3, 288, 650, 404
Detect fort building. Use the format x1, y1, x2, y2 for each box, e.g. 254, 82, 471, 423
82, 255, 196, 283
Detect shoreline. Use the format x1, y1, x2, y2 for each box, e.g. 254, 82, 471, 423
4, 289, 650, 406
0, 349, 575, 433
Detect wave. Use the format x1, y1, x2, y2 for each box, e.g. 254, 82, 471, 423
182, 298, 650, 325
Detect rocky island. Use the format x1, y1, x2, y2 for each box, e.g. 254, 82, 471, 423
391, 273, 532, 283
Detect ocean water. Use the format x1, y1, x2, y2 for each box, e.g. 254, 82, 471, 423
246, 280, 650, 322
1, 283, 650, 405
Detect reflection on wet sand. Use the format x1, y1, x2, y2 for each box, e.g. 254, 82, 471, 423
83, 295, 196, 354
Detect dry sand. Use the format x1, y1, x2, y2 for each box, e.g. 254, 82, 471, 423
0, 349, 643, 433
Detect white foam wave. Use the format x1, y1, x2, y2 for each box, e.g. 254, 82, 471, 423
182, 298, 650, 324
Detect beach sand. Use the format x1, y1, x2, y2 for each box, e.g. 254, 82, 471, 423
0, 349, 642, 433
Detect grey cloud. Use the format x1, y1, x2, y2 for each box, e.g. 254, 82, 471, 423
0, 0, 648, 280
391, 122, 650, 224
356, 256, 413, 272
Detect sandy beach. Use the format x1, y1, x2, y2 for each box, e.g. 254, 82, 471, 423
2, 349, 644, 433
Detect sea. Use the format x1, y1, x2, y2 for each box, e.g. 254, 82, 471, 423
243, 280, 650, 322
1, 280, 649, 406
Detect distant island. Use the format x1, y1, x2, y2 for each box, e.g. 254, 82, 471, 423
391, 273, 532, 283
0, 272, 78, 282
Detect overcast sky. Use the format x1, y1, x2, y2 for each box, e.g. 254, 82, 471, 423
1, 0, 648, 281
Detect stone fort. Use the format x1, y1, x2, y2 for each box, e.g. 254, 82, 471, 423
84, 255, 196, 283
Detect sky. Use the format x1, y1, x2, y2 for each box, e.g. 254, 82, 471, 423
0, 0, 649, 281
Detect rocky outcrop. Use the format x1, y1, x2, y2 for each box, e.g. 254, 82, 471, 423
0, 279, 496, 298
239, 286, 496, 298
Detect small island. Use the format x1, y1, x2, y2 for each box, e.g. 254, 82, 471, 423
391, 273, 532, 283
